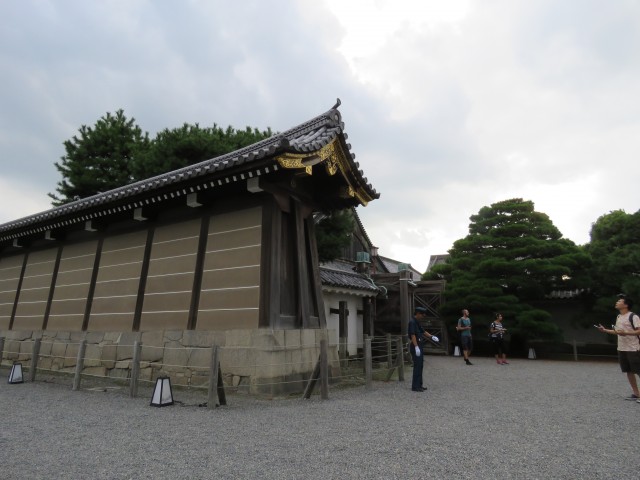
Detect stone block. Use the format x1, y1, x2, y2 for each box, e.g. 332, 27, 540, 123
19, 341, 34, 356
102, 344, 117, 369
225, 329, 251, 347
221, 348, 253, 377
116, 333, 139, 360
51, 341, 67, 359
302, 346, 319, 370
183, 330, 216, 348
109, 368, 130, 379
301, 329, 316, 348
9, 331, 33, 341
38, 339, 53, 358
164, 330, 183, 342
39, 357, 53, 370
289, 349, 304, 375
85, 332, 105, 344
163, 341, 189, 370
140, 344, 163, 363
5, 340, 20, 359
187, 347, 211, 370
54, 331, 71, 341
83, 366, 107, 377
284, 329, 301, 348
188, 374, 207, 387
139, 367, 153, 382
84, 344, 102, 367
69, 332, 85, 343
140, 331, 163, 348
64, 343, 79, 367
103, 332, 120, 343
115, 360, 131, 369
252, 330, 279, 348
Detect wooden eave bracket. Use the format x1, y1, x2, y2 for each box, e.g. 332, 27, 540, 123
275, 138, 374, 206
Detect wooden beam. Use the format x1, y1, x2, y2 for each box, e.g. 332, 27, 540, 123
305, 216, 327, 328
294, 200, 311, 328
188, 214, 210, 330
81, 236, 104, 331
41, 245, 63, 330
132, 225, 155, 332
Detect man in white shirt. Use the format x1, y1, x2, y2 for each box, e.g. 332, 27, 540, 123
597, 294, 640, 401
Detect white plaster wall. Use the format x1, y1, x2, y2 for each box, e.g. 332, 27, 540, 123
323, 292, 363, 356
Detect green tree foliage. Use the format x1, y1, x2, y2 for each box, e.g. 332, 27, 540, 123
427, 198, 591, 344
315, 209, 355, 262
49, 110, 150, 205
131, 124, 273, 180
50, 113, 273, 205
584, 209, 640, 318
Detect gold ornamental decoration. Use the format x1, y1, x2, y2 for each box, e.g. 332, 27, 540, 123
275, 138, 373, 205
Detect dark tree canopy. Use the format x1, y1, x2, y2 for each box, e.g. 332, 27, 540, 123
50, 111, 273, 206
315, 209, 355, 262
130, 124, 273, 180
427, 198, 591, 343
584, 209, 640, 318
49, 110, 150, 205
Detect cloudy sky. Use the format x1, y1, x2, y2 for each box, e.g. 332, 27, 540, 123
1, 0, 639, 272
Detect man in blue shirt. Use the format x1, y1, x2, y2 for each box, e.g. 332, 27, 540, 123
408, 306, 437, 392
457, 309, 473, 365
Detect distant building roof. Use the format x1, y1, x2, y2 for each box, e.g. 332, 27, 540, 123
320, 259, 380, 295
427, 254, 449, 271
378, 256, 422, 281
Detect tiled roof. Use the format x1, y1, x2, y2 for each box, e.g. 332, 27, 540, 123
0, 99, 379, 237
427, 254, 449, 271
320, 259, 380, 293
378, 256, 422, 280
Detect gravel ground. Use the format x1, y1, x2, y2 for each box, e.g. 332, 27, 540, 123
1, 356, 639, 480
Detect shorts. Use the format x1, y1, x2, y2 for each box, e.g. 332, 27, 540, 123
460, 335, 473, 351
618, 350, 640, 374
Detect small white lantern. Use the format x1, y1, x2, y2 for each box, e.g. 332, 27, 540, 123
150, 376, 174, 407
8, 362, 24, 384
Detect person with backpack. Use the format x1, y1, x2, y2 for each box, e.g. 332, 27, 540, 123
596, 294, 640, 402
489, 313, 509, 364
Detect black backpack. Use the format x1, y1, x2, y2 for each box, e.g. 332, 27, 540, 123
630, 312, 640, 342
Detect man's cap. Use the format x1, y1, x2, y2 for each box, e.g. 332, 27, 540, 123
414, 307, 428, 314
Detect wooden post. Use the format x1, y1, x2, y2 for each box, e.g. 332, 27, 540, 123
29, 338, 41, 382
386, 333, 392, 369
396, 336, 405, 382
399, 270, 410, 340
129, 341, 141, 398
573, 340, 578, 361
72, 339, 87, 391
320, 338, 329, 400
0, 337, 5, 366
364, 337, 372, 389
362, 334, 369, 375
303, 338, 330, 400
303, 357, 321, 399
208, 346, 220, 408
338, 301, 348, 367
207, 346, 226, 408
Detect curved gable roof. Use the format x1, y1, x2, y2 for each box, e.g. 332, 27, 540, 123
1, 100, 379, 242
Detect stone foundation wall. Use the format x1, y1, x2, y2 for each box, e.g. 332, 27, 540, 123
0, 328, 339, 396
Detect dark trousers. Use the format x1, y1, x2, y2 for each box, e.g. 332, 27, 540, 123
410, 345, 424, 390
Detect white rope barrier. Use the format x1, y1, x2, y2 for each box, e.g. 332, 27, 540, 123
1, 335, 408, 396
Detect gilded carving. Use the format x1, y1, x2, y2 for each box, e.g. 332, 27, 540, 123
275, 138, 373, 205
